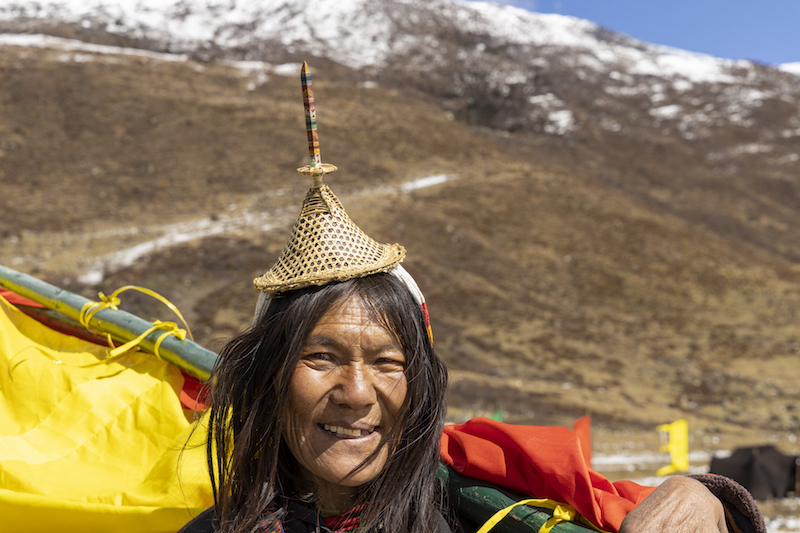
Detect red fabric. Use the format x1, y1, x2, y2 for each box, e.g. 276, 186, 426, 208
440, 418, 656, 532
179, 370, 209, 411
573, 415, 593, 469
0, 287, 45, 308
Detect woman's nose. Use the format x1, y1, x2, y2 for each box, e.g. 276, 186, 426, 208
332, 364, 376, 409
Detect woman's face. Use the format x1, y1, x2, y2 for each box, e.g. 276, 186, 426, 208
283, 296, 408, 506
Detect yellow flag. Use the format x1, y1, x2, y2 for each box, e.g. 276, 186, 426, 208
656, 418, 689, 476
0, 295, 213, 532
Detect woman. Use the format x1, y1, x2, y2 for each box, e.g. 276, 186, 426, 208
196, 272, 448, 533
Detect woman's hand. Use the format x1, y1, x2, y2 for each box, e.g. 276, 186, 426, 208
619, 476, 729, 533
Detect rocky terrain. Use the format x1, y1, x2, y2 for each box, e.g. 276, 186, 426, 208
1, 2, 800, 514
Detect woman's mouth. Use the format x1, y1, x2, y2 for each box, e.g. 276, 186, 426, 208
321, 424, 376, 439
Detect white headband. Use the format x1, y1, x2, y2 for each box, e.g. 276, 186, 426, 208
252, 265, 432, 343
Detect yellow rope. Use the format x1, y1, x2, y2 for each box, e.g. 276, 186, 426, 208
108, 320, 187, 359
475, 498, 609, 533
79, 291, 122, 349
78, 285, 193, 357
78, 291, 121, 326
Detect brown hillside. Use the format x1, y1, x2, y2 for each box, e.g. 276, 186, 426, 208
1, 43, 799, 458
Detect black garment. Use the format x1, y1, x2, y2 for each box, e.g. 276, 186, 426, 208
689, 474, 767, 533
177, 501, 453, 533
178, 507, 215, 533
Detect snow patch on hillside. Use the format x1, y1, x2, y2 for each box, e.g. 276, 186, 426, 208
780, 62, 800, 76
400, 174, 449, 192
0, 33, 305, 82
768, 517, 800, 533
0, 32, 188, 61
75, 175, 451, 283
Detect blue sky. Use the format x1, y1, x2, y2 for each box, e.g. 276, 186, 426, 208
476, 0, 800, 66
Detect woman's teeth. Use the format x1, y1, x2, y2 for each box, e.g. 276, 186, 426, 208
323, 424, 371, 438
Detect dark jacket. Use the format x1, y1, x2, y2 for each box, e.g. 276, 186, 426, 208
177, 501, 453, 533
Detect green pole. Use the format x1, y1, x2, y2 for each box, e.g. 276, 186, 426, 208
0, 265, 218, 381
439, 465, 597, 533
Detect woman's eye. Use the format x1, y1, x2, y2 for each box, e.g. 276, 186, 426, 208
305, 352, 332, 361
375, 357, 406, 369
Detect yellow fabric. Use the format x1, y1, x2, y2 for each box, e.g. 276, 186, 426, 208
656, 418, 690, 476
0, 295, 213, 532
475, 497, 608, 533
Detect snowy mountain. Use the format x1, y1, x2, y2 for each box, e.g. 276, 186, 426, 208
0, 0, 780, 79
781, 62, 800, 76
2, 0, 799, 145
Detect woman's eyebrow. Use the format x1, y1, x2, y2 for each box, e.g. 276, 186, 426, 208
303, 335, 338, 347
303, 335, 403, 355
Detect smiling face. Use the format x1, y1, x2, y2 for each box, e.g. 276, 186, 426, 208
283, 296, 408, 508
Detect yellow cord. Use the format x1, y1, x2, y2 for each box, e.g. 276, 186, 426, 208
474, 498, 609, 533
78, 285, 193, 357
79, 291, 122, 349
108, 320, 187, 359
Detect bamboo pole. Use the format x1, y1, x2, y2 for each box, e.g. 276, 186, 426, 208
0, 265, 218, 381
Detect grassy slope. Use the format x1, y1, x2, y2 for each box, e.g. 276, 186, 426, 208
1, 45, 800, 451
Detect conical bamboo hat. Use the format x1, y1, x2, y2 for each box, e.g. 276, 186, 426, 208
253, 183, 406, 294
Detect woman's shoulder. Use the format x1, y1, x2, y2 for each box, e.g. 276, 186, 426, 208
177, 507, 217, 533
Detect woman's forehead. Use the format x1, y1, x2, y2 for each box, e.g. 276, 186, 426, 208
313, 296, 382, 329
308, 295, 400, 344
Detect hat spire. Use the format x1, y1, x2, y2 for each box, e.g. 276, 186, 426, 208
297, 61, 337, 187
253, 62, 405, 294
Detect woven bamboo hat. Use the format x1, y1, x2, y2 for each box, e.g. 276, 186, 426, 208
253, 182, 406, 293
253, 62, 406, 294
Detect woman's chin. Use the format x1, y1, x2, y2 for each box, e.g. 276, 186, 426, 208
315, 458, 386, 488
312, 441, 390, 489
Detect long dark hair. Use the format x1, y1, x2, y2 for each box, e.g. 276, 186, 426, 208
207, 273, 448, 533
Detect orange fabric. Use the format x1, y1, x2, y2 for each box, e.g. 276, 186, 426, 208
573, 415, 593, 469
440, 418, 656, 532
